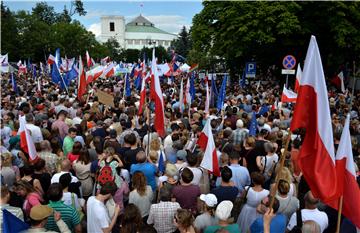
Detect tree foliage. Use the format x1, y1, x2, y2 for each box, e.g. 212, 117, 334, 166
171, 26, 191, 59
190, 1, 360, 79
1, 2, 109, 62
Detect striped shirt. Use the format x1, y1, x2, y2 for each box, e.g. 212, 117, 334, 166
45, 201, 80, 233
0, 204, 24, 233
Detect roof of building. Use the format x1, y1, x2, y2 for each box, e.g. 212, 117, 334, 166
127, 14, 154, 27
125, 14, 175, 36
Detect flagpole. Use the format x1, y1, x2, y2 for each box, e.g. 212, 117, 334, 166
335, 61, 358, 233
269, 131, 292, 209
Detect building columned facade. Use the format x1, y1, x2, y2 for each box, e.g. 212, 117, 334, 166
99, 14, 177, 50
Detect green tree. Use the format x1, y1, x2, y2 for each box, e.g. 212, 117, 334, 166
32, 2, 59, 25
171, 26, 191, 59
104, 37, 123, 61
190, 1, 360, 80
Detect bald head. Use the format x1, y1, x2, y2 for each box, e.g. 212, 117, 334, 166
61, 159, 71, 172
136, 151, 146, 163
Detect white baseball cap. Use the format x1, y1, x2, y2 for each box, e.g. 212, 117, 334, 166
200, 194, 218, 207
215, 201, 233, 220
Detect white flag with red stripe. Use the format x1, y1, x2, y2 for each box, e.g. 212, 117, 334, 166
86, 65, 104, 84
138, 73, 146, 116
18, 116, 37, 161
291, 36, 339, 202
86, 50, 92, 68
103, 62, 115, 78
327, 114, 360, 229
197, 119, 220, 176
77, 56, 87, 101
47, 54, 55, 65
294, 63, 302, 92
281, 85, 297, 103
151, 48, 165, 137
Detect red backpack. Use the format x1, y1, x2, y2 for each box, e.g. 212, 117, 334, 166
97, 161, 115, 186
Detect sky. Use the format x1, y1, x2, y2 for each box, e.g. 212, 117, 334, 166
4, 1, 203, 37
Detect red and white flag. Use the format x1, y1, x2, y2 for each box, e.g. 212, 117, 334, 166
18, 116, 37, 161
47, 54, 55, 65
86, 50, 93, 68
86, 66, 104, 84
281, 85, 297, 103
197, 119, 220, 176
204, 77, 210, 116
77, 56, 87, 101
103, 62, 115, 78
151, 48, 165, 137
331, 71, 346, 93
291, 36, 339, 202
295, 63, 302, 92
326, 114, 360, 229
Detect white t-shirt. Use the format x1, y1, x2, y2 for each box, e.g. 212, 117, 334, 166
25, 123, 43, 143
87, 196, 110, 233
163, 135, 173, 148
188, 167, 203, 185
62, 192, 80, 209
51, 171, 79, 184
287, 208, 329, 233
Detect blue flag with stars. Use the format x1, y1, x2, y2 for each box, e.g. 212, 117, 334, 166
125, 73, 131, 97
158, 151, 165, 174
240, 69, 246, 88
190, 72, 196, 101
249, 111, 258, 136
216, 75, 227, 111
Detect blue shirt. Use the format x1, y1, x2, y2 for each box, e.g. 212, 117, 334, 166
250, 214, 286, 233
130, 162, 157, 191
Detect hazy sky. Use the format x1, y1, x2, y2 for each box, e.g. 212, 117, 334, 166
4, 0, 204, 36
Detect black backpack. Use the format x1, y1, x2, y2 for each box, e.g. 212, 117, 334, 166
289, 209, 303, 233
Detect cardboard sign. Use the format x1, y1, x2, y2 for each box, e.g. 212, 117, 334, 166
95, 90, 114, 107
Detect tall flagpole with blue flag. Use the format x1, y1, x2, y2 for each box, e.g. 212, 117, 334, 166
3, 209, 29, 233
249, 111, 258, 136
11, 72, 18, 94
158, 151, 165, 174
51, 48, 69, 94
125, 73, 131, 97
216, 74, 227, 112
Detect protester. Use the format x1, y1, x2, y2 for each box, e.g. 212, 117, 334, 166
194, 193, 219, 233
129, 171, 153, 220
204, 201, 239, 233
0, 186, 24, 233
174, 208, 196, 233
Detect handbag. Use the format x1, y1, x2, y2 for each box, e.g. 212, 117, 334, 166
231, 186, 251, 220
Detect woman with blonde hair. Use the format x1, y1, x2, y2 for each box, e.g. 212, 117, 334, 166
129, 171, 153, 220
270, 166, 297, 197
14, 180, 43, 217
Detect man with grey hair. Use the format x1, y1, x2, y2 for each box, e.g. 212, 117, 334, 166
232, 119, 249, 147
38, 140, 59, 174
287, 191, 328, 232
130, 151, 157, 191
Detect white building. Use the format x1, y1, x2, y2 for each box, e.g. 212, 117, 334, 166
99, 14, 177, 50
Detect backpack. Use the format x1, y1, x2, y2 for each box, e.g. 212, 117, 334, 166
97, 161, 115, 186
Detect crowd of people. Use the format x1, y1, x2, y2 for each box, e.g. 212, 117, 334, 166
0, 71, 359, 233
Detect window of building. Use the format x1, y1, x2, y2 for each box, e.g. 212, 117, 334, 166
109, 22, 115, 32
127, 40, 133, 45
135, 39, 140, 45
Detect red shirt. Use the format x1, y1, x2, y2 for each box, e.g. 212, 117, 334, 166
67, 153, 79, 164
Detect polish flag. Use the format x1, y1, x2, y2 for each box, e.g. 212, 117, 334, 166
138, 73, 146, 116
151, 48, 165, 137
103, 63, 115, 78
331, 71, 346, 93
86, 50, 93, 68
290, 36, 339, 202
295, 63, 302, 92
327, 114, 360, 229
77, 56, 87, 101
47, 54, 55, 65
179, 77, 184, 113
197, 119, 220, 177
18, 116, 37, 161
204, 77, 210, 117
281, 85, 297, 103
86, 66, 104, 84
